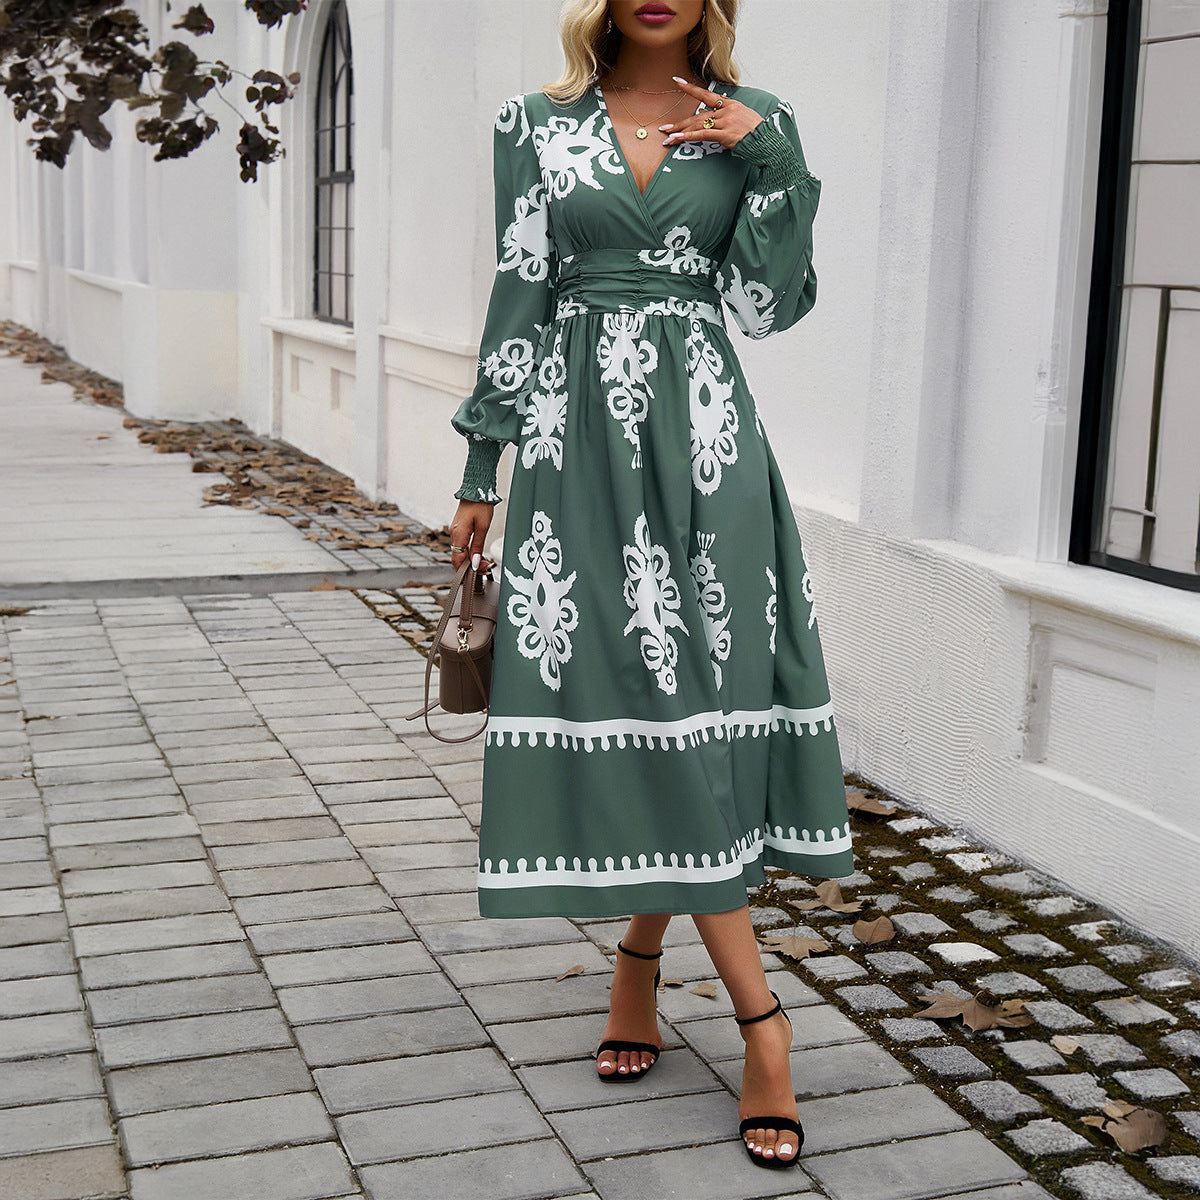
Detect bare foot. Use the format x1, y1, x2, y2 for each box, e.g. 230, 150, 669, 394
738, 1003, 800, 1164
595, 948, 662, 1079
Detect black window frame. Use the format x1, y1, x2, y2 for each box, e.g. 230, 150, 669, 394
1071, 0, 1200, 591
313, 0, 354, 326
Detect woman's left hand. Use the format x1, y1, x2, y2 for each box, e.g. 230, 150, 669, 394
660, 77, 763, 151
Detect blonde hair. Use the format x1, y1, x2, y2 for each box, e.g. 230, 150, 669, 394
543, 0, 741, 106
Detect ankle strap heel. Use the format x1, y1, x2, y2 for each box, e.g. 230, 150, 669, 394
616, 939, 663, 962
735, 990, 782, 1027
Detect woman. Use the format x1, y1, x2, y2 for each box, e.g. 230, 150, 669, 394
446, 0, 853, 1169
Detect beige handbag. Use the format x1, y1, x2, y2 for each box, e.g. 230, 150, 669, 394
405, 558, 499, 743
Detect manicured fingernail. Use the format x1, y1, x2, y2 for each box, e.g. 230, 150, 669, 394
471, 552, 480, 570
658, 123, 673, 131
672, 75, 686, 83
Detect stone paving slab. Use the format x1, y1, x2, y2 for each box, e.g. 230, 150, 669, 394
2, 362, 1199, 1198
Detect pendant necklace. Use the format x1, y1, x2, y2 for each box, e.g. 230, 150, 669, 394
607, 86, 688, 139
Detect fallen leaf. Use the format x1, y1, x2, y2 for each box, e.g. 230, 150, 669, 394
845, 789, 896, 818
658, 977, 684, 989
796, 879, 864, 914
310, 579, 339, 591
1102, 1101, 1140, 1119
690, 982, 718, 999
913, 990, 1034, 1032
852, 916, 896, 944
1051, 1035, 1079, 1055
759, 934, 831, 960
555, 965, 584, 982
95, 433, 111, 440
1091, 1107, 1167, 1152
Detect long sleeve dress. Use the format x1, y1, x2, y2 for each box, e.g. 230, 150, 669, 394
451, 78, 853, 918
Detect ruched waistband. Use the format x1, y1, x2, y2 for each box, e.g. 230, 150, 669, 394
554, 248, 725, 328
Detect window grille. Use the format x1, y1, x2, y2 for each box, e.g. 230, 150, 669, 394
1074, 0, 1200, 590
313, 0, 354, 325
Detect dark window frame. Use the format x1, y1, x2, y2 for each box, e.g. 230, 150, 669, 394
313, 0, 354, 326
1071, 0, 1200, 591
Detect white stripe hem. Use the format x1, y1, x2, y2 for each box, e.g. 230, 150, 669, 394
478, 821, 852, 890
483, 702, 834, 751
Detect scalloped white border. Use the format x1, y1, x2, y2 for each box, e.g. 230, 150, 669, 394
483, 702, 834, 751
478, 820, 852, 890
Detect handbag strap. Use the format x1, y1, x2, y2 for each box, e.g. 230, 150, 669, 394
404, 558, 492, 743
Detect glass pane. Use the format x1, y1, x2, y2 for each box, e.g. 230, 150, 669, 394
331, 228, 345, 277
332, 183, 346, 230
345, 272, 354, 324
316, 271, 331, 318
316, 227, 331, 274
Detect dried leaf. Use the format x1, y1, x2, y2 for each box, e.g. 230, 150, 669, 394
1096, 1108, 1167, 1153
310, 579, 339, 591
852, 916, 895, 944
1051, 1035, 1079, 1055
658, 977, 684, 990
845, 788, 896, 818
690, 982, 718, 999
796, 879, 864, 914
1102, 1101, 1140, 1119
95, 433, 111, 440
555, 965, 584, 982
1082, 1115, 1107, 1129
913, 990, 1033, 1032
759, 934, 831, 960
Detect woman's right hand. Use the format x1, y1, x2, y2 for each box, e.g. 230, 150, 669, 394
450, 500, 495, 574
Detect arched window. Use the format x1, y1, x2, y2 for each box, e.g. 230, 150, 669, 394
314, 0, 353, 324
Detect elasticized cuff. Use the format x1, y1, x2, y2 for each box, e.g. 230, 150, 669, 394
454, 434, 505, 505
732, 119, 818, 195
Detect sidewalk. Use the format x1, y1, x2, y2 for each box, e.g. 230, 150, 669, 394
1, 347, 1197, 1200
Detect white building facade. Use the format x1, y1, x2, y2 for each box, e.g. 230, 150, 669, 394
3, 0, 1198, 956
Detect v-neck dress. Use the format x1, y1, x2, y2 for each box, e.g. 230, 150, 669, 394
450, 78, 854, 918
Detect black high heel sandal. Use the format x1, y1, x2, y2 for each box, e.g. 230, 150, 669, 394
594, 940, 663, 1082
735, 990, 803, 1168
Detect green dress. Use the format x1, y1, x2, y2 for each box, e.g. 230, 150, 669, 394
451, 78, 854, 919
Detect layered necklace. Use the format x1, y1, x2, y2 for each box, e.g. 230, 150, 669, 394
603, 76, 701, 139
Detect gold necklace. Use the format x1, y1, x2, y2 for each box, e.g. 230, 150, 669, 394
606, 86, 687, 139
613, 83, 695, 94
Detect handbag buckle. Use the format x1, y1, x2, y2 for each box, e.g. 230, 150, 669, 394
457, 621, 472, 651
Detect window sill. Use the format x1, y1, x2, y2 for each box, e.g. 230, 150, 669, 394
921, 536, 1200, 650
261, 315, 355, 351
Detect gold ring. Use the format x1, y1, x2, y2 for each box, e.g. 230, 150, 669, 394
714, 97, 724, 107
702, 115, 715, 129
450, 544, 467, 552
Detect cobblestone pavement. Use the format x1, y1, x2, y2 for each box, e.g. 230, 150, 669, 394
2, 355, 1198, 1200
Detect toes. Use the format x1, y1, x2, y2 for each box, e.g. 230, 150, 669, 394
596, 1051, 617, 1075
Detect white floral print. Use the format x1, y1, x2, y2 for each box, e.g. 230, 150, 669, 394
748, 189, 787, 218
765, 566, 777, 654
622, 513, 690, 695
690, 532, 732, 690
495, 95, 531, 146
505, 511, 579, 691
597, 313, 658, 468
686, 322, 738, 494
639, 225, 712, 276
800, 541, 816, 630
498, 179, 553, 284
481, 336, 537, 395
715, 261, 779, 339
535, 111, 624, 200
518, 329, 567, 470
672, 137, 727, 161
